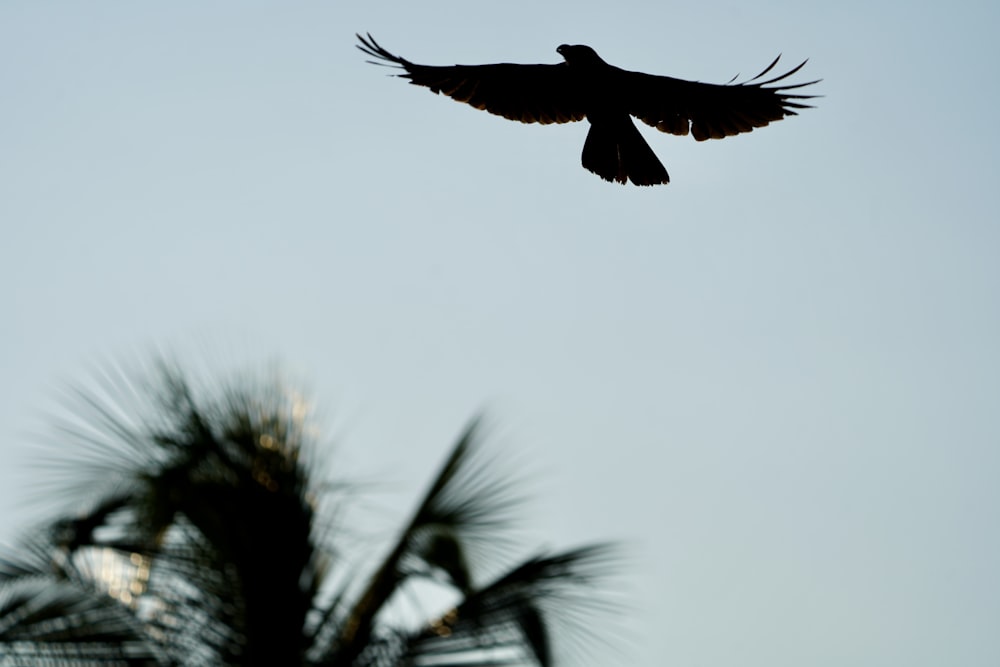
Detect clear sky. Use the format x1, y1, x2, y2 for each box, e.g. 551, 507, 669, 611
3, 1, 999, 665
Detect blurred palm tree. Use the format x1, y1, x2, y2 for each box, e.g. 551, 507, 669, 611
0, 362, 618, 666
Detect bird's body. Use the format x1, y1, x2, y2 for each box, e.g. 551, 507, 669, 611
357, 34, 819, 186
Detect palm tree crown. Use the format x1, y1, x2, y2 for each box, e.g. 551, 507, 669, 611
0, 362, 619, 665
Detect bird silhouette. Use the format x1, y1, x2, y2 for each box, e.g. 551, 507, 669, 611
358, 34, 819, 186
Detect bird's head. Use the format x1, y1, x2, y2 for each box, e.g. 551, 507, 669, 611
556, 44, 607, 67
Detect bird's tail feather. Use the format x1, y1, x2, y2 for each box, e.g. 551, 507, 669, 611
582, 117, 670, 186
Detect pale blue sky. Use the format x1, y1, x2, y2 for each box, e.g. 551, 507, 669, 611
3, 1, 1000, 665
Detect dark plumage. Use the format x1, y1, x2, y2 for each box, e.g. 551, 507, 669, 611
357, 34, 819, 186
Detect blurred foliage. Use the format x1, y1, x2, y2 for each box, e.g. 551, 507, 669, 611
0, 362, 619, 666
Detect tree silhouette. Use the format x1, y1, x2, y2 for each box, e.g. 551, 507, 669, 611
0, 362, 618, 665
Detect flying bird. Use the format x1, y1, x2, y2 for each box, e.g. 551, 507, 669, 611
357, 34, 819, 186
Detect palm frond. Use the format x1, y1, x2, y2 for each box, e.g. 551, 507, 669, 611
0, 556, 163, 664
328, 419, 525, 664
0, 581, 162, 663
405, 418, 524, 581
26, 361, 333, 664
406, 544, 621, 667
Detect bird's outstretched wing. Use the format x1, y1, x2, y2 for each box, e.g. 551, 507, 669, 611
357, 33, 587, 125
621, 57, 820, 141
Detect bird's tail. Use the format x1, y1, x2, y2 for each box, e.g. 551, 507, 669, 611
581, 116, 670, 186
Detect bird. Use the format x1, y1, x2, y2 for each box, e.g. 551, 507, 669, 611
357, 34, 819, 187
